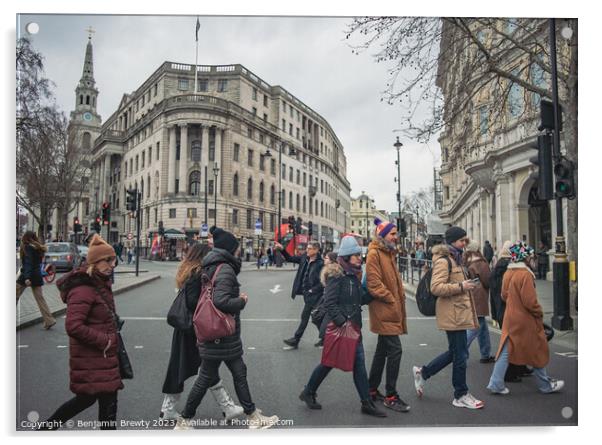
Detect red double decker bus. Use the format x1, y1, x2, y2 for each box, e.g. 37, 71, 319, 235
274, 224, 308, 257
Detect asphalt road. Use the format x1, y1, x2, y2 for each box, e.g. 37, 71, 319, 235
16, 260, 578, 430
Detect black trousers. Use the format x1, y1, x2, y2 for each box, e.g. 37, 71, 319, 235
368, 334, 402, 396
293, 295, 319, 342
182, 357, 256, 418
538, 263, 548, 280
45, 392, 118, 430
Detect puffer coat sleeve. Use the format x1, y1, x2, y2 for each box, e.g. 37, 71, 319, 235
212, 264, 247, 314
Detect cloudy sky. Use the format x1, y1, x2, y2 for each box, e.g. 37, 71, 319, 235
17, 14, 440, 214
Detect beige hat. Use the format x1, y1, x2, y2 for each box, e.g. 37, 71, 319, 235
87, 234, 116, 264
499, 240, 513, 258
465, 241, 480, 252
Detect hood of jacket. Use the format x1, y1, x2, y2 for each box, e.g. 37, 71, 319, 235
320, 262, 344, 286
369, 237, 397, 254
202, 247, 242, 275
56, 268, 105, 303
431, 243, 450, 260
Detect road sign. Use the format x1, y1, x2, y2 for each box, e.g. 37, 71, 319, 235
127, 233, 133, 240
255, 219, 262, 236
201, 223, 209, 237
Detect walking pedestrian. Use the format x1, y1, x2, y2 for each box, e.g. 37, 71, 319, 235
486, 241, 564, 395
42, 235, 121, 429
16, 231, 56, 329
483, 240, 494, 265
298, 236, 386, 418
536, 241, 549, 280
274, 240, 325, 349
412, 226, 484, 409
365, 219, 410, 413
313, 252, 338, 347
127, 246, 133, 264
463, 242, 494, 363
175, 227, 279, 429
160, 243, 243, 421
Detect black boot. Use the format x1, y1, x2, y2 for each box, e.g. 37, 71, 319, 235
299, 390, 322, 410
361, 400, 387, 417
283, 337, 299, 349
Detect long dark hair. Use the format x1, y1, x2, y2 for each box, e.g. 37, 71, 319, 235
20, 231, 46, 261
175, 243, 211, 289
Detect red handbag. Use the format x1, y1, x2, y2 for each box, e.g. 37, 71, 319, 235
193, 264, 236, 343
320, 320, 361, 372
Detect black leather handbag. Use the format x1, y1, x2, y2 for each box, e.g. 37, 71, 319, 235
167, 287, 193, 330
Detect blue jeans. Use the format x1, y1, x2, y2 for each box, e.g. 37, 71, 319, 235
305, 339, 370, 401
487, 339, 553, 393
467, 316, 491, 359
421, 330, 469, 400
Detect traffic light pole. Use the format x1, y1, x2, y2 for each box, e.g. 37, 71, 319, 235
106, 211, 111, 243
135, 191, 141, 277
549, 18, 572, 330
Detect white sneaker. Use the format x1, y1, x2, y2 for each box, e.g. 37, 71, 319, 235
452, 393, 484, 409
247, 409, 279, 429
413, 366, 425, 398
173, 416, 194, 430
545, 379, 565, 393
489, 387, 510, 395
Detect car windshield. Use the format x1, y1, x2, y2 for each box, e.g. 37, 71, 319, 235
47, 244, 70, 253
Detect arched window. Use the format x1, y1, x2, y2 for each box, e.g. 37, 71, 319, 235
259, 181, 264, 202
147, 174, 151, 198
79, 95, 83, 105
320, 201, 324, 217
247, 178, 253, 200
315, 200, 318, 215
282, 189, 286, 208
233, 173, 239, 196
270, 184, 275, 205
296, 194, 300, 212
191, 140, 201, 162
303, 196, 306, 213
82, 132, 91, 150
86, 95, 90, 105
189, 170, 201, 196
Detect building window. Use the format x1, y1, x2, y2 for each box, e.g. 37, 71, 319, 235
263, 95, 268, 107
296, 128, 300, 139
263, 113, 268, 122
187, 208, 197, 218
209, 209, 216, 219
289, 123, 293, 135
248, 149, 254, 167
233, 143, 240, 162
297, 170, 301, 185
142, 151, 145, 168
259, 154, 265, 171
176, 142, 180, 161
479, 106, 489, 136
269, 213, 275, 231
217, 79, 228, 92
198, 78, 208, 92
270, 184, 275, 205
135, 155, 139, 171
189, 170, 201, 196
296, 194, 300, 212
169, 208, 176, 219
247, 209, 253, 229
259, 181, 264, 202
270, 159, 276, 175
149, 146, 152, 163
252, 88, 258, 101
178, 79, 189, 90
303, 196, 306, 213
232, 209, 239, 226
282, 163, 286, 180
282, 189, 286, 208
191, 140, 201, 162
252, 107, 257, 116
208, 179, 214, 195
445, 186, 450, 200
282, 101, 286, 112
156, 142, 160, 160
303, 172, 307, 187
154, 83, 158, 96
233, 173, 239, 196
282, 119, 286, 131
175, 179, 179, 194
209, 129, 215, 161
247, 178, 253, 200
289, 191, 293, 209
247, 127, 253, 139
289, 167, 293, 182
508, 67, 524, 118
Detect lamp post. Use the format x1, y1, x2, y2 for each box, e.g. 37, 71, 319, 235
415, 205, 420, 243
212, 162, 219, 227
394, 136, 403, 246
204, 165, 208, 231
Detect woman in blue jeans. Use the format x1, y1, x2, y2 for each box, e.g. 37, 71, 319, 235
487, 242, 564, 395
298, 236, 386, 417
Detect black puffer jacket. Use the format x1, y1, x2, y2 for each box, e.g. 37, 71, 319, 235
489, 257, 510, 326
321, 263, 371, 330
17, 245, 44, 287
197, 248, 246, 361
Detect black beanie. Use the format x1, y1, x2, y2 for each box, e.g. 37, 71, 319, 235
209, 226, 239, 254
445, 226, 467, 245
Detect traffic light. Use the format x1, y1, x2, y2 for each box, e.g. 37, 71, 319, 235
73, 217, 81, 233
288, 215, 295, 233
126, 189, 138, 211
308, 221, 313, 238
92, 215, 101, 233
295, 217, 302, 235
398, 218, 407, 237
554, 157, 576, 199
538, 99, 563, 132
529, 134, 554, 201
158, 220, 165, 236
101, 202, 111, 224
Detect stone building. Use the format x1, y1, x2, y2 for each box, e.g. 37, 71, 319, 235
87, 39, 350, 253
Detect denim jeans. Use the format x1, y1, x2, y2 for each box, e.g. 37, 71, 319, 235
305, 339, 370, 401
466, 316, 492, 359
421, 330, 469, 400
487, 339, 553, 393
368, 335, 402, 396
182, 357, 256, 417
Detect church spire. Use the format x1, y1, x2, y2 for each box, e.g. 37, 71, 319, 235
74, 27, 99, 115
79, 27, 96, 90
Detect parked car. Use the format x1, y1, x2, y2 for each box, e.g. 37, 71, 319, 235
45, 242, 82, 272
77, 245, 88, 262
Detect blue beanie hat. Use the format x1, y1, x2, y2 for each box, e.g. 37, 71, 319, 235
338, 235, 362, 257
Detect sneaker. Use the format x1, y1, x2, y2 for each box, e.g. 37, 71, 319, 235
544, 379, 565, 393
384, 395, 411, 413
479, 356, 495, 363
247, 409, 279, 429
412, 366, 425, 398
452, 393, 484, 409
360, 400, 387, 418
314, 339, 324, 348
489, 387, 510, 395
299, 390, 322, 409
173, 416, 194, 430
369, 388, 385, 402
283, 337, 299, 349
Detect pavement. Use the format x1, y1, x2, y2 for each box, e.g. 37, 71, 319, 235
16, 266, 161, 330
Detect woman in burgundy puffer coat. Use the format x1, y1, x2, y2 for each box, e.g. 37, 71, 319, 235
43, 235, 123, 430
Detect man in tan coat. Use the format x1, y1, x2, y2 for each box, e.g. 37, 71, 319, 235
412, 226, 484, 410
366, 219, 409, 413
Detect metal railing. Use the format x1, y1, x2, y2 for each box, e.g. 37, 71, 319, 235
397, 256, 432, 285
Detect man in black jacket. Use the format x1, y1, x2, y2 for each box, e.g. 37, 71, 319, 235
274, 241, 324, 349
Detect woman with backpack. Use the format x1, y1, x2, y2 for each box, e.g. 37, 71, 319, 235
175, 227, 279, 429
463, 242, 494, 363
298, 236, 386, 418
160, 243, 243, 421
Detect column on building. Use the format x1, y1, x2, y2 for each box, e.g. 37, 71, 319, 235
478, 189, 487, 247
179, 123, 188, 195
103, 154, 110, 203
508, 172, 517, 241
201, 124, 210, 195
215, 126, 222, 195
495, 174, 511, 246
168, 125, 176, 194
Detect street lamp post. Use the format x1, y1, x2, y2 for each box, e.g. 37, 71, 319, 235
394, 137, 403, 260
212, 162, 219, 228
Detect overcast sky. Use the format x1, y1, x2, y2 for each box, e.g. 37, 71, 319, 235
19, 14, 440, 214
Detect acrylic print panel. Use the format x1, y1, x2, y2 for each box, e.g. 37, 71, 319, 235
16, 13, 577, 431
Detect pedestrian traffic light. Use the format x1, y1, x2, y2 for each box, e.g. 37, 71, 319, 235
92, 215, 101, 233
126, 189, 138, 211
73, 217, 81, 233
554, 157, 576, 199
528, 134, 554, 201
308, 221, 313, 237
538, 99, 563, 132
101, 202, 110, 224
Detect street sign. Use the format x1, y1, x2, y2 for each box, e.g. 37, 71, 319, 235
255, 219, 262, 236
201, 223, 208, 237
127, 233, 133, 240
